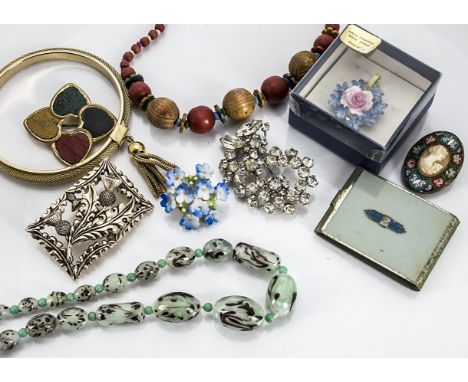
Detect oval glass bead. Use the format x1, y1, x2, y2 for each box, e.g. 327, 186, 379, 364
18, 297, 38, 313
57, 307, 87, 331
47, 291, 67, 307
96, 302, 145, 327
233, 243, 281, 273
103, 273, 128, 293
213, 296, 265, 331
266, 274, 297, 316
0, 330, 20, 351
0, 304, 9, 319
135, 261, 159, 281
74, 285, 96, 302
154, 292, 200, 323
203, 238, 233, 262
165, 247, 195, 268
26, 313, 57, 337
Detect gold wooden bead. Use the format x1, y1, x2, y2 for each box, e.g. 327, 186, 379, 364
128, 141, 145, 155
222, 88, 256, 121
147, 97, 179, 130
288, 51, 318, 81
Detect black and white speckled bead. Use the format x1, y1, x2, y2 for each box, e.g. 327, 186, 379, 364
74, 285, 96, 302
18, 297, 38, 313
165, 247, 196, 268
203, 239, 233, 262
135, 261, 159, 281
233, 242, 281, 273
26, 314, 57, 337
57, 307, 87, 331
0, 304, 10, 319
47, 291, 67, 307
0, 330, 20, 351
96, 302, 145, 326
103, 273, 128, 293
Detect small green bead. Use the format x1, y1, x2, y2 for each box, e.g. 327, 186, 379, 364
144, 306, 154, 315
18, 328, 28, 338
195, 249, 204, 258
10, 305, 19, 314
88, 312, 97, 321
265, 313, 276, 323
66, 293, 75, 302
158, 259, 167, 268
127, 273, 137, 282
202, 303, 213, 312
95, 284, 104, 294
38, 298, 48, 308
278, 266, 288, 274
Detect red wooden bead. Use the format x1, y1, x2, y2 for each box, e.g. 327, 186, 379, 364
131, 43, 141, 54
155, 24, 165, 32
187, 106, 215, 134
148, 29, 158, 40
121, 67, 136, 80
128, 82, 152, 103
123, 51, 134, 62
312, 34, 334, 54
140, 36, 150, 47
325, 24, 340, 31
261, 76, 289, 104
120, 60, 129, 68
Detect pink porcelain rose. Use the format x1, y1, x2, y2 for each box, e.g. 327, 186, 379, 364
340, 85, 373, 115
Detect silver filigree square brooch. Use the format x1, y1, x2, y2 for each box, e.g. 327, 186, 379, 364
26, 160, 153, 280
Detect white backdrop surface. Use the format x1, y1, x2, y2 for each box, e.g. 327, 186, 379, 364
0, 25, 466, 357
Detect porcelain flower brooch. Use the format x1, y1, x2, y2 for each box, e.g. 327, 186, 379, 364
329, 74, 387, 131
160, 164, 229, 230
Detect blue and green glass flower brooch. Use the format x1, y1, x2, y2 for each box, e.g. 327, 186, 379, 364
160, 163, 229, 230
329, 74, 388, 131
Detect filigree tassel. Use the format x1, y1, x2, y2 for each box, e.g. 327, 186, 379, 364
127, 138, 176, 198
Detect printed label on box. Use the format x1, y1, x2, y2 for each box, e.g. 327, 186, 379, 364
340, 25, 381, 54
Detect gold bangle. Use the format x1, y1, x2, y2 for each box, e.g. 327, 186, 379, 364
0, 48, 131, 184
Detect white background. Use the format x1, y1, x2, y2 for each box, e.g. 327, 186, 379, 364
0, 25, 467, 358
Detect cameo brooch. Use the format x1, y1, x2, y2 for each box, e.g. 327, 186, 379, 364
26, 161, 153, 279
328, 74, 388, 131
403, 131, 464, 194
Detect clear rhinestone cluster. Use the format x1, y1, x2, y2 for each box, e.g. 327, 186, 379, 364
219, 120, 318, 215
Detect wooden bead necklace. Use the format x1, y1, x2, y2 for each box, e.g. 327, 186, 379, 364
119, 24, 340, 134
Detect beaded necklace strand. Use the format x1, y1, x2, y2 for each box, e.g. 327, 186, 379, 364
0, 239, 297, 352
119, 24, 339, 134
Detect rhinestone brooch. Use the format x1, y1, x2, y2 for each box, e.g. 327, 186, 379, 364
219, 120, 318, 215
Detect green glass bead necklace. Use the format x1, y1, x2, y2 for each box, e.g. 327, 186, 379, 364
0, 239, 297, 352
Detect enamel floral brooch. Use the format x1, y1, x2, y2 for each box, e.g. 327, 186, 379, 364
24, 83, 117, 166
329, 74, 388, 131
160, 163, 229, 230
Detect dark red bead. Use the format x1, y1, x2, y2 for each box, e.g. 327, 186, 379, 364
148, 29, 158, 40
128, 82, 152, 103
140, 36, 150, 47
312, 34, 334, 54
120, 60, 129, 68
131, 43, 141, 54
325, 24, 340, 31
155, 24, 165, 32
121, 67, 136, 80
123, 51, 134, 62
261, 76, 289, 104
187, 106, 215, 134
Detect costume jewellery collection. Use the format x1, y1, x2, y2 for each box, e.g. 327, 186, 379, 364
0, 23, 463, 354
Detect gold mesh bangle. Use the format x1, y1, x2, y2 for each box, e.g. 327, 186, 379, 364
0, 48, 131, 183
